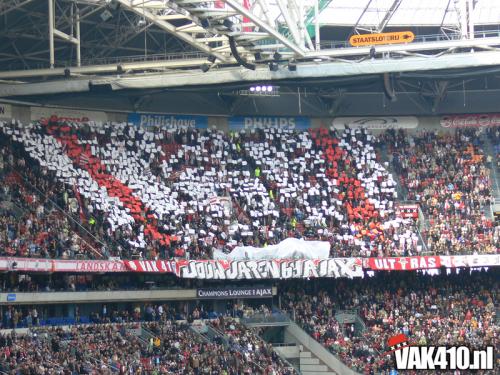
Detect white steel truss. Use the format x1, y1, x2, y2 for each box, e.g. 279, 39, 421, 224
0, 0, 499, 83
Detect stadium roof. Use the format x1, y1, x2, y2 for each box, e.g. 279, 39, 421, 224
2, 0, 500, 114
1, 0, 499, 74
318, 0, 500, 27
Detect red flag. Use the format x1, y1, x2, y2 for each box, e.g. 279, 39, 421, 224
73, 184, 86, 222
243, 0, 251, 32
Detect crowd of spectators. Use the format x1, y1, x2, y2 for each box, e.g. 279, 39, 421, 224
209, 316, 296, 375
385, 128, 499, 255
0, 318, 296, 374
0, 119, 412, 260
0, 301, 298, 375
0, 118, 498, 261
0, 141, 101, 259
281, 269, 499, 374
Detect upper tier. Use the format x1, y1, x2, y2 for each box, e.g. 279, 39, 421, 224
0, 119, 497, 260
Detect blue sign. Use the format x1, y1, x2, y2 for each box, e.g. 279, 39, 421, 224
228, 116, 311, 130
128, 113, 208, 128
6, 293, 16, 302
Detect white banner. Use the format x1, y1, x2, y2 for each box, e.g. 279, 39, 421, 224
176, 258, 363, 279
439, 254, 500, 268
30, 106, 108, 123
440, 114, 500, 128
213, 238, 330, 261
332, 116, 418, 130
0, 257, 126, 273
0, 103, 12, 119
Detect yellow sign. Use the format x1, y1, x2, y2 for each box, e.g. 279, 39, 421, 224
349, 31, 415, 47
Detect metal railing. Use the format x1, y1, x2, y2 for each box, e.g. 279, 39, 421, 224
140, 325, 157, 341
0, 172, 92, 258
80, 50, 208, 67
254, 334, 302, 375
318, 28, 500, 50
205, 323, 229, 346
6, 27, 500, 73
272, 342, 298, 347
240, 312, 291, 325
189, 325, 210, 343
3, 50, 209, 72
16, 170, 105, 258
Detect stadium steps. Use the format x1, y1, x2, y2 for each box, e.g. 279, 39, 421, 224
378, 143, 406, 200
335, 310, 366, 336
189, 325, 211, 343
484, 135, 500, 198
282, 320, 362, 375
484, 135, 500, 218
378, 145, 431, 252
296, 348, 339, 375
139, 324, 156, 344
241, 322, 301, 374
0, 196, 23, 218
204, 323, 230, 346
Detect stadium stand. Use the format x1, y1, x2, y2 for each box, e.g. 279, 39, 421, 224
4, 119, 497, 261
2, 3, 500, 375
0, 269, 496, 374
385, 128, 498, 255
0, 314, 297, 374
281, 269, 499, 374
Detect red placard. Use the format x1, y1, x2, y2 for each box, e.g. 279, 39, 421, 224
397, 203, 419, 219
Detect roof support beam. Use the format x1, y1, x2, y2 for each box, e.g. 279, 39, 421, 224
48, 0, 55, 68
432, 81, 449, 112
350, 0, 373, 35
377, 0, 403, 32
5, 49, 500, 97
221, 0, 305, 57
53, 29, 79, 44
275, 0, 302, 47
115, 0, 229, 62
0, 57, 210, 79
0, 0, 35, 16
467, 0, 475, 39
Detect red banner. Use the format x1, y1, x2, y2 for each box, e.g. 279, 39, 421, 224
367, 256, 441, 271
0, 258, 126, 273
440, 113, 500, 128
397, 203, 419, 219
124, 260, 176, 273
0, 255, 497, 275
